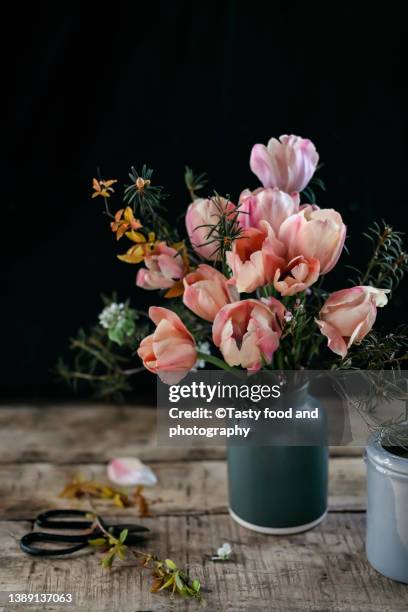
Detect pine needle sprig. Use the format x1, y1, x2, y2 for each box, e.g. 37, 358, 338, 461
194, 193, 245, 275
353, 221, 408, 294
331, 370, 408, 449
334, 325, 408, 370
124, 165, 165, 211
123, 165, 174, 241
184, 166, 207, 201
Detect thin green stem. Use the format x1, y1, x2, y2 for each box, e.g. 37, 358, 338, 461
196, 351, 242, 375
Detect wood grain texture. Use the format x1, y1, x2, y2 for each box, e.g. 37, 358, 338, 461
1, 514, 406, 612
0, 457, 365, 520
0, 404, 404, 612
0, 405, 363, 464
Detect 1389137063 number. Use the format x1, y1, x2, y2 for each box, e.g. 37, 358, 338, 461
8, 592, 74, 604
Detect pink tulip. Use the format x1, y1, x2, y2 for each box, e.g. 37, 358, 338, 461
212, 299, 283, 371
137, 307, 197, 384
186, 196, 236, 260
250, 135, 319, 192
238, 187, 300, 235
278, 206, 346, 274
316, 286, 389, 357
273, 255, 320, 297
183, 264, 237, 322
136, 243, 184, 290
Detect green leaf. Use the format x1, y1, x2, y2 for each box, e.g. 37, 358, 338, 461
119, 528, 128, 544
101, 552, 115, 568
117, 544, 127, 560
192, 579, 201, 592
88, 538, 107, 547
165, 558, 177, 571
158, 575, 175, 591
174, 572, 184, 592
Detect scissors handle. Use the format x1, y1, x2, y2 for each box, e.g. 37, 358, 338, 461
35, 509, 93, 530
35, 510, 149, 534
20, 532, 88, 556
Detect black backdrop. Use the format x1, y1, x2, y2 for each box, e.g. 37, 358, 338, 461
3, 2, 408, 399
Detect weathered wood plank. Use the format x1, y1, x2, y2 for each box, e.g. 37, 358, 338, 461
0, 405, 363, 464
0, 514, 406, 612
0, 457, 365, 520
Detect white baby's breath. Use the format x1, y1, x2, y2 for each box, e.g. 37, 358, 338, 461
99, 302, 125, 330
193, 341, 211, 370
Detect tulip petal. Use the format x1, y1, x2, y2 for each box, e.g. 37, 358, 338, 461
107, 458, 158, 487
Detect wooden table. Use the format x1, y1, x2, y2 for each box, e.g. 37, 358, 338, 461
0, 404, 406, 611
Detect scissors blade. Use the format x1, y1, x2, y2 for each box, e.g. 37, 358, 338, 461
120, 533, 150, 545
105, 523, 150, 536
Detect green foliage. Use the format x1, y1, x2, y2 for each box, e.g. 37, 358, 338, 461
184, 166, 207, 200
99, 300, 139, 346
148, 557, 201, 598
89, 516, 202, 600
88, 526, 129, 568
273, 290, 325, 369
195, 193, 244, 274
334, 325, 408, 370
124, 165, 166, 212
350, 221, 408, 294
123, 165, 174, 241
56, 296, 149, 401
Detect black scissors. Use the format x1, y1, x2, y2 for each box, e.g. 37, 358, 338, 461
20, 509, 149, 556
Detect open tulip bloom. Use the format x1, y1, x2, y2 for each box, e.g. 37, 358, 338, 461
66, 136, 408, 392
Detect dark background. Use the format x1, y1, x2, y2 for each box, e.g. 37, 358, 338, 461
2, 2, 407, 400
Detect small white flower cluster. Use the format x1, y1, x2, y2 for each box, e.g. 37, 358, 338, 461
99, 302, 126, 330
212, 542, 232, 561
193, 341, 211, 370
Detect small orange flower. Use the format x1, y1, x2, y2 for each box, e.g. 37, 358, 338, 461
92, 178, 117, 199
110, 207, 142, 240
135, 177, 151, 191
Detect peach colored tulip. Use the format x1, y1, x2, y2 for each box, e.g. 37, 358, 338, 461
316, 286, 389, 357
186, 196, 236, 260
260, 296, 287, 326
278, 206, 346, 274
238, 187, 300, 235
226, 227, 267, 294
273, 255, 320, 297
212, 299, 283, 371
250, 135, 319, 192
137, 307, 197, 384
227, 222, 287, 294
136, 243, 184, 290
183, 264, 237, 322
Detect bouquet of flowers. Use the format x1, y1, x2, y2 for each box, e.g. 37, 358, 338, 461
60, 135, 408, 396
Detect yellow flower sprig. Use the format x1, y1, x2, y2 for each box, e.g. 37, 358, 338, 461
110, 207, 142, 240
92, 178, 117, 199
117, 230, 158, 264
59, 476, 152, 515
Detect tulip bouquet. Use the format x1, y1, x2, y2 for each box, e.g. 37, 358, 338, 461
60, 135, 408, 396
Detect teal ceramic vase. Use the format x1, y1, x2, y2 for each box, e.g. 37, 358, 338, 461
227, 384, 328, 534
